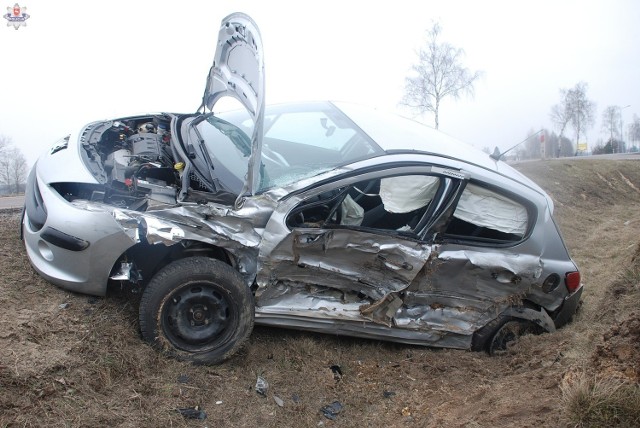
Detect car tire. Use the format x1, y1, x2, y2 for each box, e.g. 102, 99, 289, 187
139, 257, 254, 364
472, 315, 538, 356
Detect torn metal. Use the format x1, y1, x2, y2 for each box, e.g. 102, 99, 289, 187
254, 244, 549, 349
97, 196, 277, 287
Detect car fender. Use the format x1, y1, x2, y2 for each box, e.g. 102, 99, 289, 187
501, 305, 556, 333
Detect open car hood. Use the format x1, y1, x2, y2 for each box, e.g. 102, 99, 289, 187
201, 12, 265, 201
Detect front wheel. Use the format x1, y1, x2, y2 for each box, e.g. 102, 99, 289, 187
139, 257, 254, 364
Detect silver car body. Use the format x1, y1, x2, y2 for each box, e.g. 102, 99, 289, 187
22, 13, 582, 352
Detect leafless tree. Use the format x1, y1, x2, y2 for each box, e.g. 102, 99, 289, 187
550, 82, 595, 153
628, 114, 640, 150
569, 83, 596, 147
601, 105, 621, 142
0, 135, 28, 194
550, 96, 572, 147
401, 22, 482, 130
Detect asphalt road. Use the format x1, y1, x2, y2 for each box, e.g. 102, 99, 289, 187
0, 195, 25, 210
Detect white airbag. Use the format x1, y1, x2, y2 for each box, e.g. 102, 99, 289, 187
379, 175, 439, 213
454, 183, 527, 236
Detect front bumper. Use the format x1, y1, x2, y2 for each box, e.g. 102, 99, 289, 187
22, 168, 135, 296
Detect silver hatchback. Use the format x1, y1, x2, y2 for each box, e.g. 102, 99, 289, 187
22, 13, 582, 364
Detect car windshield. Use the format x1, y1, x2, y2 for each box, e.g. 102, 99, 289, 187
204, 101, 383, 193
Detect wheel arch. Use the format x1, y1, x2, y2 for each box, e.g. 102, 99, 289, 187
471, 301, 555, 352
500, 303, 556, 334
108, 239, 236, 290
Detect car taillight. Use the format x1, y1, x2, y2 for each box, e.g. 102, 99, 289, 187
565, 271, 581, 293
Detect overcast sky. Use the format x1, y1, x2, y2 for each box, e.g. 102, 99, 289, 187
1, 0, 639, 167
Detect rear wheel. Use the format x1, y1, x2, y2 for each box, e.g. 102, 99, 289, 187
472, 315, 539, 356
139, 257, 254, 364
487, 320, 538, 355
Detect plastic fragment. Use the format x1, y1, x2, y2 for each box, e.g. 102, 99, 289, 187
255, 375, 269, 396
273, 395, 284, 407
320, 401, 343, 420
176, 406, 207, 420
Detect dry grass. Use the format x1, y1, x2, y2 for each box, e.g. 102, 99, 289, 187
561, 373, 640, 427
1, 158, 640, 427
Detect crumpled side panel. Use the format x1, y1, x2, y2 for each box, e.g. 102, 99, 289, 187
260, 228, 429, 300
104, 201, 276, 286
394, 249, 543, 334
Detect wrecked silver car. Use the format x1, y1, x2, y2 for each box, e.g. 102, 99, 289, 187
22, 13, 582, 364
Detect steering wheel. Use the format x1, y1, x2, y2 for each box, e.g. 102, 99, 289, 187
352, 180, 377, 203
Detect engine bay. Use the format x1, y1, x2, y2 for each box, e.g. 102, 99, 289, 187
57, 114, 182, 211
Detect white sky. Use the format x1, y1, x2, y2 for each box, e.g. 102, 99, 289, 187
1, 0, 639, 167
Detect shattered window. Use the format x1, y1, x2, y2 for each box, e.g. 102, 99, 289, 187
445, 183, 529, 242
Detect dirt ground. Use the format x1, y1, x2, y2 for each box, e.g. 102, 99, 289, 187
1, 158, 639, 427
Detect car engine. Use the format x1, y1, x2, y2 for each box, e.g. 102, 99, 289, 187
54, 115, 182, 211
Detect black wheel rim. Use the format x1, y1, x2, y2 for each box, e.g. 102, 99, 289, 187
161, 281, 233, 352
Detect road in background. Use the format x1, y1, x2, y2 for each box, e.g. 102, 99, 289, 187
0, 196, 25, 210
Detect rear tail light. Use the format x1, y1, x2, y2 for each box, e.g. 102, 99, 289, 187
565, 271, 581, 293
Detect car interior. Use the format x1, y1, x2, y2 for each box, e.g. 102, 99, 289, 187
286, 174, 530, 245
286, 175, 446, 239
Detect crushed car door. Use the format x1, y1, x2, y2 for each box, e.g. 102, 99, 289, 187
256, 168, 463, 304
396, 181, 552, 339
428, 182, 539, 304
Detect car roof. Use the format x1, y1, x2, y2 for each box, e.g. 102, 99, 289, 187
331, 101, 543, 192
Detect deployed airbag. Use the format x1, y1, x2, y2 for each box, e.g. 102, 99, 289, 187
454, 183, 527, 236
340, 194, 364, 226
379, 175, 439, 213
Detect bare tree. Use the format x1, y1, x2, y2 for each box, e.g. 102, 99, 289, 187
550, 82, 595, 153
550, 100, 572, 145
601, 105, 624, 152
402, 22, 482, 129
568, 82, 596, 148
601, 105, 622, 142
0, 136, 28, 194
627, 113, 640, 151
